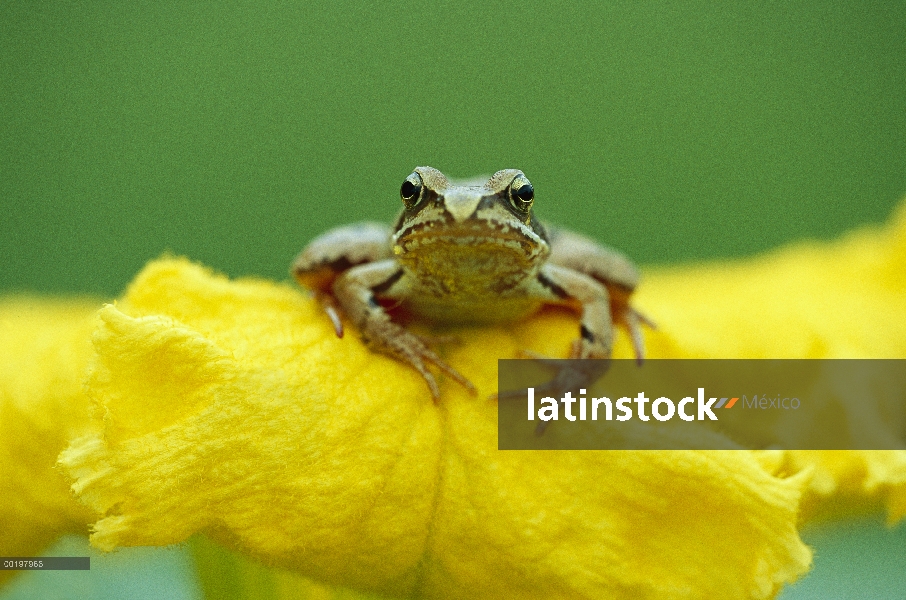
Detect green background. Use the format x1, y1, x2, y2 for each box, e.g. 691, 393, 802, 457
1, 1, 904, 598
2, 1, 904, 297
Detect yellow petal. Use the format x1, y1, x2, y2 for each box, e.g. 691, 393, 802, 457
778, 450, 906, 525
635, 200, 906, 359
0, 297, 98, 584
635, 200, 906, 521
55, 257, 810, 599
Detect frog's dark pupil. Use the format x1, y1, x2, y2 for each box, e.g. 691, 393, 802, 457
514, 184, 534, 203
401, 180, 418, 199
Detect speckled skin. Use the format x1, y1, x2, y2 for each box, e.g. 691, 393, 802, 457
292, 166, 646, 400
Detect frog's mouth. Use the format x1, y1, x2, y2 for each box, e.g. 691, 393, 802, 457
394, 220, 547, 262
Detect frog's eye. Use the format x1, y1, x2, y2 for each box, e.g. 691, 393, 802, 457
400, 172, 424, 209
508, 175, 534, 212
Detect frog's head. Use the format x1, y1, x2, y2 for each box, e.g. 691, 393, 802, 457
391, 166, 550, 269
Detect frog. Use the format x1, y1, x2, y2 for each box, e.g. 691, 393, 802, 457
292, 166, 650, 401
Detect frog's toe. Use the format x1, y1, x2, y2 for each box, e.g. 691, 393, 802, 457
324, 304, 344, 338
516, 348, 570, 367
569, 339, 584, 360
413, 364, 441, 402
400, 342, 475, 402
623, 307, 655, 365
634, 308, 657, 329
427, 355, 476, 397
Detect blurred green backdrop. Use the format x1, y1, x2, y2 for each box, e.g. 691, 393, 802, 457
2, 1, 904, 297
1, 2, 905, 599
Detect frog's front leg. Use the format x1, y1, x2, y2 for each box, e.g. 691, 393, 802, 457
333, 260, 475, 402
534, 264, 615, 359
292, 222, 392, 337
547, 228, 651, 361
511, 264, 617, 434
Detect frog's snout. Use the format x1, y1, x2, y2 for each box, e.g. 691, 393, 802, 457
442, 189, 485, 223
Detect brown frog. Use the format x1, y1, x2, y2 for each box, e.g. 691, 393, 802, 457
292, 167, 648, 400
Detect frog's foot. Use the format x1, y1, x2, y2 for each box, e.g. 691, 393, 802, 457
404, 346, 476, 403
496, 350, 610, 435
620, 307, 656, 365
363, 319, 475, 402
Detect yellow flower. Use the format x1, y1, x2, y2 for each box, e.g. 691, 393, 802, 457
1, 199, 904, 598
0, 297, 98, 586
632, 199, 906, 525
46, 261, 807, 599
